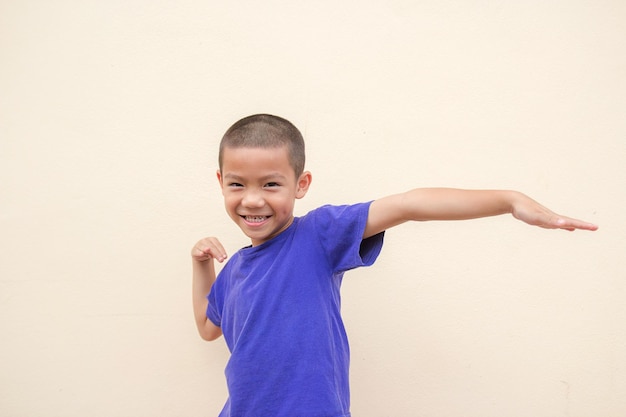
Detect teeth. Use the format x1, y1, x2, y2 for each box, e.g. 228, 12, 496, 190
245, 216, 268, 223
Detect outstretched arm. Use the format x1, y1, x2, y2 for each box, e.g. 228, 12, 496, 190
364, 188, 598, 239
191, 237, 227, 341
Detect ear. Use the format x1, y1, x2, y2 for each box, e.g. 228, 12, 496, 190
295, 171, 312, 199
216, 170, 224, 189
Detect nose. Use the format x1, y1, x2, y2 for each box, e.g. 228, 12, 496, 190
241, 189, 265, 208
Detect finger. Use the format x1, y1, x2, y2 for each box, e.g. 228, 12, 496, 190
201, 238, 228, 262
192, 239, 226, 262
202, 248, 227, 262
555, 217, 599, 231
192, 246, 213, 261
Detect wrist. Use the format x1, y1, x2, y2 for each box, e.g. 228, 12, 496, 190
504, 190, 523, 214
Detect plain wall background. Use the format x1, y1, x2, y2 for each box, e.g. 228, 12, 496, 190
1, 1, 624, 416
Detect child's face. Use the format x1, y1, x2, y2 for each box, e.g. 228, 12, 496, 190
217, 146, 311, 246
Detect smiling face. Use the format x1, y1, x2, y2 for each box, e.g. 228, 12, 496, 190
217, 145, 312, 246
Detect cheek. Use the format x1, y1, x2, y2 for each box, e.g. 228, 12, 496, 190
223, 195, 239, 210
274, 197, 295, 215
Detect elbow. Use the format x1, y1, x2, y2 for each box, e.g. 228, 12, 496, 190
199, 334, 215, 342
200, 332, 220, 342
198, 323, 222, 342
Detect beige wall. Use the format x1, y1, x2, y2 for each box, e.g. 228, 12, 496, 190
1, 1, 624, 416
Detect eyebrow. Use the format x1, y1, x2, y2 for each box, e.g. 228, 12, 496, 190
223, 173, 287, 181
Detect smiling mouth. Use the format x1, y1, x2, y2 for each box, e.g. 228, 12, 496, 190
242, 215, 271, 223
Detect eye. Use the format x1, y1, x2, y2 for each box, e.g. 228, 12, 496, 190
228, 182, 243, 188
264, 182, 280, 188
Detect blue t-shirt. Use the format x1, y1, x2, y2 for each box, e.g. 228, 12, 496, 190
207, 203, 385, 417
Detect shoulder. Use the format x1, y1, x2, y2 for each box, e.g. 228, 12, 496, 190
301, 202, 373, 222
297, 202, 373, 241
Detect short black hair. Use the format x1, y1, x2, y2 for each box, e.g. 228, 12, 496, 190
219, 114, 306, 177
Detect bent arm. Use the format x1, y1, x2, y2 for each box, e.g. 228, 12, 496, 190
191, 238, 227, 341
192, 260, 223, 341
364, 188, 598, 239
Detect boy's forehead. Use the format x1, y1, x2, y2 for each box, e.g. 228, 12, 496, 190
222, 144, 288, 159
221, 146, 294, 173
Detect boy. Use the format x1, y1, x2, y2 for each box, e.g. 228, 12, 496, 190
192, 114, 597, 417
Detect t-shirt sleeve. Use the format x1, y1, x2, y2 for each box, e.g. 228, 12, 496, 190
312, 202, 384, 273
206, 279, 222, 327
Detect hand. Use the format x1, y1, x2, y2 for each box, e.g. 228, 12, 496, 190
191, 237, 228, 262
510, 193, 598, 232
